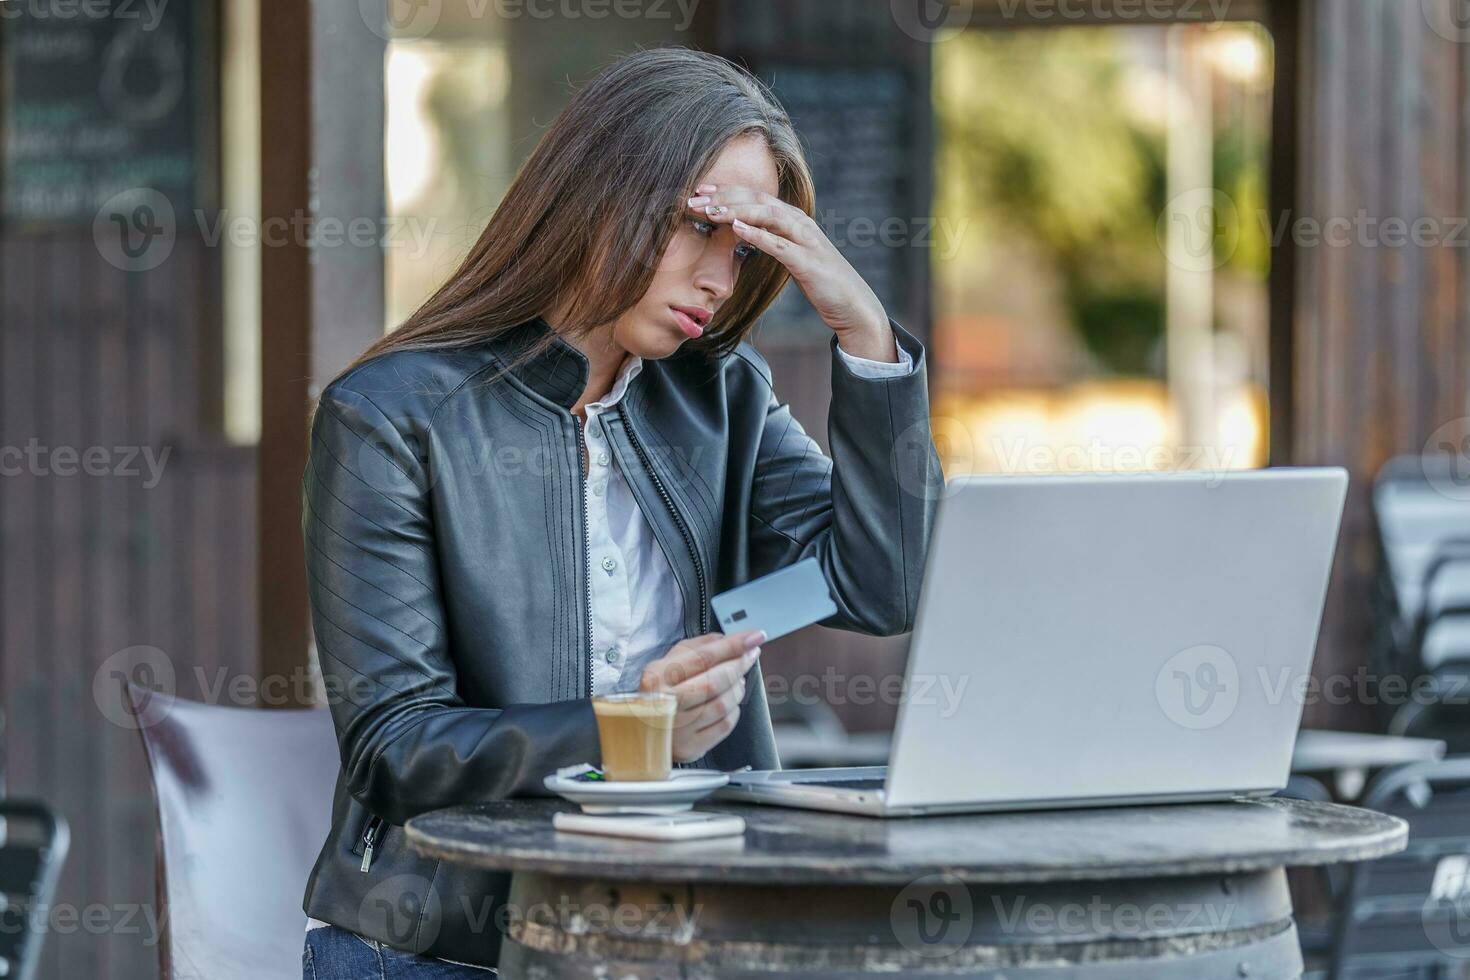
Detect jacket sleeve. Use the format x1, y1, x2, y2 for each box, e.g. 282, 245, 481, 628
303, 383, 601, 826
745, 317, 944, 636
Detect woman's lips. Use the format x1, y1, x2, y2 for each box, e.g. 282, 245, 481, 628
671, 307, 704, 339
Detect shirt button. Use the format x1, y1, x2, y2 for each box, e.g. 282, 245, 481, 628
592, 482, 605, 497
601, 556, 618, 572
597, 451, 610, 466
605, 647, 621, 665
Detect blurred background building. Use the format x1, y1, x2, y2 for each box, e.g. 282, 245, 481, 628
1, 0, 1468, 975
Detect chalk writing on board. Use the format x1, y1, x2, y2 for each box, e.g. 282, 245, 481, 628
3, 5, 198, 224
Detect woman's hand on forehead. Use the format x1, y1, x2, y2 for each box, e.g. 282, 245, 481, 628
686, 182, 890, 341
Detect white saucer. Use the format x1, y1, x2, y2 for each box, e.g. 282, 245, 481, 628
543, 769, 730, 814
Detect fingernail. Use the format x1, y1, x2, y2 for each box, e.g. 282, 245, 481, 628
687, 195, 710, 207
695, 183, 716, 193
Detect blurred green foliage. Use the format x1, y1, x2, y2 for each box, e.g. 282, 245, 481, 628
935, 27, 1269, 377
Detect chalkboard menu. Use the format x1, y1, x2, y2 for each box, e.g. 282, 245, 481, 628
2, 0, 202, 224
759, 64, 915, 343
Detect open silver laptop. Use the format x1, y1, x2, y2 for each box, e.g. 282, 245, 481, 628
717, 468, 1348, 817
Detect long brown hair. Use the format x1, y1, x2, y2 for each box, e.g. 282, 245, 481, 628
337, 46, 815, 389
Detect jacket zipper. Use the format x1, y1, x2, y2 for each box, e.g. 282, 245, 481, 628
576, 415, 594, 696
620, 407, 708, 635
622, 408, 712, 769
358, 815, 384, 873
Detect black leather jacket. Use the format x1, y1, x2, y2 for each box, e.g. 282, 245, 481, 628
300, 313, 942, 966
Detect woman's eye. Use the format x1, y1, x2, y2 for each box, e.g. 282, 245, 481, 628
688, 217, 756, 262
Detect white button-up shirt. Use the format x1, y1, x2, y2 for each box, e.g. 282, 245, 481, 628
584, 336, 915, 695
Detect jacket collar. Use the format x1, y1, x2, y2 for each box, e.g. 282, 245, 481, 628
491, 315, 591, 411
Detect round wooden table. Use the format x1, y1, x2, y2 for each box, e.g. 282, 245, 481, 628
405, 797, 1406, 978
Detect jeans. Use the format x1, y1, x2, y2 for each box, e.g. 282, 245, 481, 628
303, 924, 498, 978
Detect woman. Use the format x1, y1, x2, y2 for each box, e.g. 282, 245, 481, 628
300, 47, 942, 976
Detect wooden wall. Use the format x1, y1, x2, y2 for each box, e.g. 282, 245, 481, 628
0, 231, 257, 978
1291, 0, 1470, 728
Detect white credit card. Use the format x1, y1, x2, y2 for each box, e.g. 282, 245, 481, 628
709, 556, 838, 642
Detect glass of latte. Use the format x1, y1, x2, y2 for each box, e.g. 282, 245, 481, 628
591, 691, 678, 781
